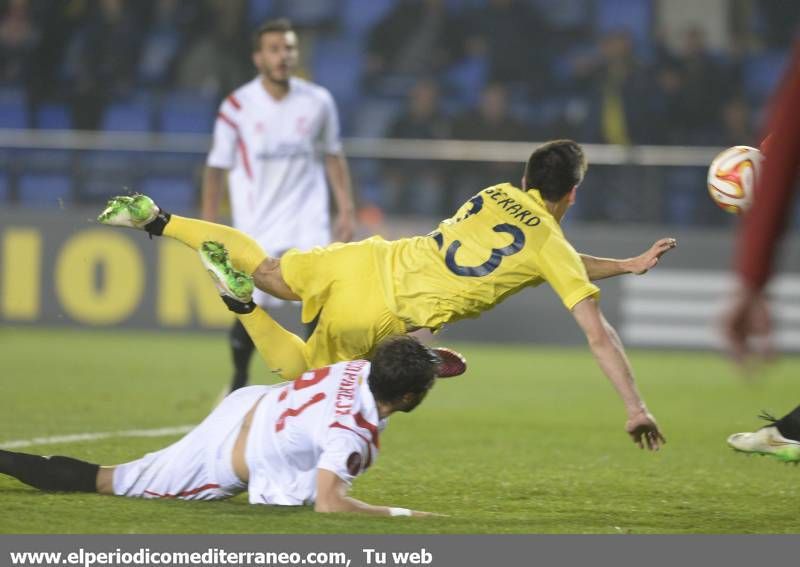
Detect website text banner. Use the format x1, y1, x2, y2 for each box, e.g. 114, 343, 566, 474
1, 535, 798, 567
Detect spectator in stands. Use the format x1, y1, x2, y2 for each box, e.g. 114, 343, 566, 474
0, 0, 39, 86
672, 27, 730, 145
66, 0, 143, 129
137, 0, 201, 87
383, 79, 450, 215
461, 0, 553, 92
571, 30, 656, 222
364, 0, 465, 94
572, 29, 655, 145
23, 1, 77, 126
449, 83, 527, 208
175, 0, 250, 98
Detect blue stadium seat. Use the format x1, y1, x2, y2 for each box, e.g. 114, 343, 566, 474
744, 50, 789, 104
0, 87, 26, 128
102, 100, 154, 132
443, 56, 488, 107
35, 104, 72, 129
342, 0, 394, 36
248, 0, 276, 26
80, 151, 141, 202
20, 149, 73, 174
595, 0, 654, 53
311, 38, 364, 106
138, 29, 180, 85
138, 177, 196, 215
350, 98, 402, 138
159, 92, 215, 133
148, 151, 204, 177
0, 173, 8, 202
18, 174, 72, 207
283, 0, 337, 27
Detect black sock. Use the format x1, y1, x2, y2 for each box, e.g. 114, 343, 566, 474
143, 210, 171, 237
221, 295, 256, 315
775, 405, 800, 441
0, 450, 99, 492
229, 319, 255, 391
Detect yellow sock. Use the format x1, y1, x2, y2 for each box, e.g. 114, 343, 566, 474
163, 215, 268, 274
238, 308, 311, 381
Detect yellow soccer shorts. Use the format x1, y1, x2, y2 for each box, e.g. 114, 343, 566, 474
280, 237, 407, 369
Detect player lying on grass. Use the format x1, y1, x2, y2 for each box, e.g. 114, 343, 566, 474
99, 139, 672, 450
0, 336, 443, 516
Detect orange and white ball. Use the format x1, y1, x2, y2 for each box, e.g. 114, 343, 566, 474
706, 145, 762, 214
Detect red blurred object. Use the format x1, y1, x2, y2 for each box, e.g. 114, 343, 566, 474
432, 347, 467, 378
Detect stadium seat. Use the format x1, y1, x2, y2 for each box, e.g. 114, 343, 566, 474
158, 92, 216, 133
283, 0, 337, 27
147, 151, 204, 178
311, 38, 364, 107
350, 98, 402, 138
342, 0, 394, 36
80, 151, 141, 203
0, 173, 8, 202
595, 0, 654, 53
744, 50, 789, 104
19, 149, 74, 175
0, 87, 27, 128
138, 29, 181, 85
18, 173, 73, 208
102, 100, 154, 132
138, 177, 196, 215
248, 0, 276, 26
35, 104, 72, 129
443, 56, 488, 107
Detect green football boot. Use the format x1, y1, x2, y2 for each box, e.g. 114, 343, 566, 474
97, 194, 159, 229
199, 241, 254, 303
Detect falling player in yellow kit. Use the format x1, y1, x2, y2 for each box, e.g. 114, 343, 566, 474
100, 140, 674, 450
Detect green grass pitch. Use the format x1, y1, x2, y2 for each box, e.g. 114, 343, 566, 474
1, 327, 799, 534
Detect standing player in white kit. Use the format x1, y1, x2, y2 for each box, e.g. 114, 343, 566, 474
202, 18, 356, 393
0, 336, 441, 516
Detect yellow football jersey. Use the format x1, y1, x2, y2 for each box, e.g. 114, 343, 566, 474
378, 183, 600, 330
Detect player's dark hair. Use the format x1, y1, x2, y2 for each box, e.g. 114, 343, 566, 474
523, 139, 587, 202
252, 18, 294, 51
368, 336, 438, 404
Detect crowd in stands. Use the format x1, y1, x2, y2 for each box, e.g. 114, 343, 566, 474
0, 0, 797, 225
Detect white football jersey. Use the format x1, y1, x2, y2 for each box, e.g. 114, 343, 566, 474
246, 360, 386, 506
207, 76, 342, 257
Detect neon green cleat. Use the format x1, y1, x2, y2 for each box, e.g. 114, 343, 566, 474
199, 241, 254, 303
727, 426, 800, 463
97, 194, 159, 229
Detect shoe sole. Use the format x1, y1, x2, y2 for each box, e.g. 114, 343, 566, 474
97, 195, 158, 228
729, 445, 800, 463
199, 242, 253, 302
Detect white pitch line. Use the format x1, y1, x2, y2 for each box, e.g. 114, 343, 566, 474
0, 425, 195, 449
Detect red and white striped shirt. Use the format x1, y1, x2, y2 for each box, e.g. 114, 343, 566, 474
207, 76, 343, 256
246, 360, 385, 506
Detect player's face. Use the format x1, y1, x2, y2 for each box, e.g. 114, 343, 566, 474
253, 31, 298, 85
395, 383, 434, 413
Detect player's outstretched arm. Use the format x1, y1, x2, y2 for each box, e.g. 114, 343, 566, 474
580, 237, 677, 281
571, 297, 666, 450
315, 469, 437, 517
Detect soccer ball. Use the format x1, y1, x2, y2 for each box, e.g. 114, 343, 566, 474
706, 145, 762, 214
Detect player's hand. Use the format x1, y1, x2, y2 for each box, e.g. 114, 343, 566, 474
721, 283, 774, 372
334, 211, 356, 242
625, 410, 666, 450
628, 238, 677, 275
